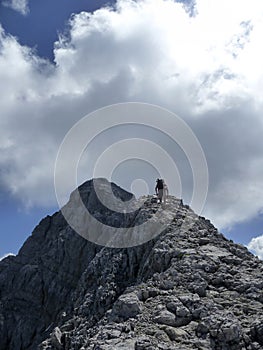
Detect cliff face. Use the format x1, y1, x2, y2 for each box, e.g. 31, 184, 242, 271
0, 179, 263, 350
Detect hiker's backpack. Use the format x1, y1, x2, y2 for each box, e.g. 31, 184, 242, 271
157, 179, 164, 190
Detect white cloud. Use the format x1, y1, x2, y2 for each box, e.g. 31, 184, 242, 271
247, 236, 263, 260
3, 0, 29, 15
1, 0, 263, 231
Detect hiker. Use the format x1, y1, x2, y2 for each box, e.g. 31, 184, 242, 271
155, 178, 164, 203
163, 180, 169, 204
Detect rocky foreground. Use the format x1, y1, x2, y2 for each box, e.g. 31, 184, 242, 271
0, 179, 263, 350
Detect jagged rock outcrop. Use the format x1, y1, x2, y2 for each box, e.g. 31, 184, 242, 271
0, 178, 263, 350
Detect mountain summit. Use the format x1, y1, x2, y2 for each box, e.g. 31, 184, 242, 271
0, 179, 263, 350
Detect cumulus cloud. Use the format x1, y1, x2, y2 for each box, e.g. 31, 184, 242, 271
3, 0, 29, 15
1, 0, 263, 232
247, 236, 263, 260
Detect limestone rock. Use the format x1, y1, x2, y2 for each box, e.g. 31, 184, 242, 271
153, 310, 176, 326
50, 327, 62, 349
111, 292, 142, 321
0, 178, 263, 350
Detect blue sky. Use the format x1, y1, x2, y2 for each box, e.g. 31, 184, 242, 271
1, 0, 263, 259
0, 0, 114, 60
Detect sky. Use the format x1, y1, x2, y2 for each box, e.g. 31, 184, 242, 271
1, 0, 263, 259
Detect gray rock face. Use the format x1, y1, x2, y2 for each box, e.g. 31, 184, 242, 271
0, 178, 263, 350
111, 292, 142, 321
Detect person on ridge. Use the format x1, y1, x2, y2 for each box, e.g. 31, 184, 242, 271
155, 178, 164, 203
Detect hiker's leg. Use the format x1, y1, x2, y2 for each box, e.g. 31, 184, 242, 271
158, 189, 164, 203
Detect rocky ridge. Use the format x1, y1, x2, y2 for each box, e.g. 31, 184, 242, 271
0, 178, 263, 350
